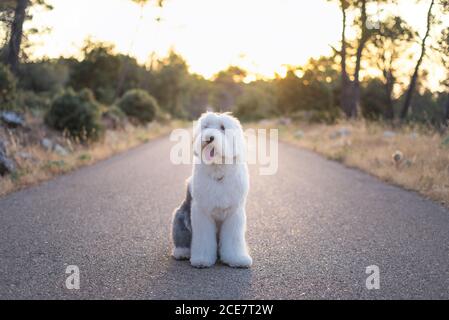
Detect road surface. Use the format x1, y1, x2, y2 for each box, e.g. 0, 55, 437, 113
0, 136, 448, 299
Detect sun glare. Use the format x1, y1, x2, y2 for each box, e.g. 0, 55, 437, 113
27, 0, 443, 87
29, 0, 342, 78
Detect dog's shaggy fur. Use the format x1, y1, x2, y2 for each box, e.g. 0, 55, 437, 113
171, 112, 252, 268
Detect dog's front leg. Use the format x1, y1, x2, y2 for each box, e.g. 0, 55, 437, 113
190, 204, 217, 268
219, 208, 252, 268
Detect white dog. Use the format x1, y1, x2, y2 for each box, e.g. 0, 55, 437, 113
171, 112, 252, 268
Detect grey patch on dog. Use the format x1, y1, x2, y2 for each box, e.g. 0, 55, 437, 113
172, 181, 192, 254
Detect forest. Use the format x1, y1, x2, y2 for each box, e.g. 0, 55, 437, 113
0, 0, 448, 131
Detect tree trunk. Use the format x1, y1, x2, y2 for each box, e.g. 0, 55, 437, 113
340, 0, 352, 117
383, 68, 395, 120
385, 83, 395, 120
115, 60, 128, 99
6, 0, 28, 74
400, 0, 435, 120
349, 0, 368, 118
445, 93, 449, 123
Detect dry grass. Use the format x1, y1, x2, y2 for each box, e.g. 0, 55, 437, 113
255, 119, 449, 206
0, 120, 184, 197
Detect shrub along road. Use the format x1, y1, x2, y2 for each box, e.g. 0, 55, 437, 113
0, 136, 448, 299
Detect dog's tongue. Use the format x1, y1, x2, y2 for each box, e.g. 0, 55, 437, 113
205, 147, 215, 162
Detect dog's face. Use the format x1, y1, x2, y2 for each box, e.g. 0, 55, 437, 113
193, 112, 245, 165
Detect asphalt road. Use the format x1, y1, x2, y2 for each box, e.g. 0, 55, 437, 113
0, 136, 448, 299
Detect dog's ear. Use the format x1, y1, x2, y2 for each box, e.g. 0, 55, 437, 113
220, 114, 246, 162
224, 123, 246, 162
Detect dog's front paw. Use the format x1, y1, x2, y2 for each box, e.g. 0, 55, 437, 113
172, 247, 191, 260
221, 254, 253, 268
190, 255, 216, 268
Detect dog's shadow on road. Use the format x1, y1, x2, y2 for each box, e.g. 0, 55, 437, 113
141, 257, 254, 299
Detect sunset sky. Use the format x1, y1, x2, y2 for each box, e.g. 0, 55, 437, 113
26, 0, 444, 86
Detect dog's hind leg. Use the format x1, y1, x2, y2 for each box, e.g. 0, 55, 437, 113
171, 183, 192, 260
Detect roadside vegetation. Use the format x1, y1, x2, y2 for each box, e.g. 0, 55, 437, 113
255, 119, 449, 206
0, 118, 182, 196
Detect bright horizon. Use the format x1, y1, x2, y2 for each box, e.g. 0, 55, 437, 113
26, 0, 444, 87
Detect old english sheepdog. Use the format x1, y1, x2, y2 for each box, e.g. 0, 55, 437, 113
171, 112, 252, 268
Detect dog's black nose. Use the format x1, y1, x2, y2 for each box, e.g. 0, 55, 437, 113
207, 136, 214, 143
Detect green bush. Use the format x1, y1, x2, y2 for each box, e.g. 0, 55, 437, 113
69, 42, 122, 104
407, 90, 445, 126
276, 70, 338, 123
234, 94, 264, 122
361, 78, 390, 120
0, 63, 17, 110
19, 61, 69, 93
101, 104, 127, 129
234, 82, 277, 122
45, 89, 104, 141
155, 109, 172, 123
16, 90, 51, 110
117, 89, 159, 124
